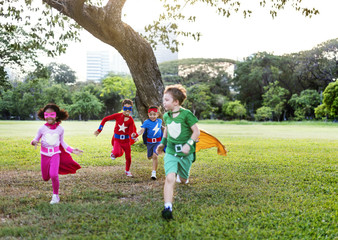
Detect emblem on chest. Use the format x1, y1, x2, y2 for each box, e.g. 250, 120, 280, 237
167, 122, 181, 139
44, 133, 59, 145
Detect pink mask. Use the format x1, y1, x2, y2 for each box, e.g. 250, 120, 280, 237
44, 112, 56, 118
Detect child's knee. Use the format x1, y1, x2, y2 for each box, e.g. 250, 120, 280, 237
49, 173, 59, 180
165, 173, 176, 184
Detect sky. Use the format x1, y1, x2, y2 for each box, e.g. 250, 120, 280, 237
45, 0, 338, 81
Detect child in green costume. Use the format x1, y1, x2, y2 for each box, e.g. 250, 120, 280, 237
156, 84, 200, 220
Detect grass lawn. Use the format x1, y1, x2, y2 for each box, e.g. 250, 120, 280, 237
0, 120, 337, 239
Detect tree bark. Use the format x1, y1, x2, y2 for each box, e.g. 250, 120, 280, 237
42, 0, 164, 122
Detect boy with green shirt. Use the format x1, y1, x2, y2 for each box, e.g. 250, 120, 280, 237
156, 84, 200, 220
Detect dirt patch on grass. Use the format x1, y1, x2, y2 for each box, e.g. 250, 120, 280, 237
1, 166, 164, 201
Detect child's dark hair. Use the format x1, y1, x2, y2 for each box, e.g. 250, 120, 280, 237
148, 105, 158, 111
164, 84, 187, 105
37, 103, 68, 122
122, 99, 133, 106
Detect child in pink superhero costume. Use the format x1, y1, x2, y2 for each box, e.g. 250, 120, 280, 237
31, 103, 83, 204
94, 99, 138, 177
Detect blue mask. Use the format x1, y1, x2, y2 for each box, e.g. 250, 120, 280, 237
123, 106, 132, 111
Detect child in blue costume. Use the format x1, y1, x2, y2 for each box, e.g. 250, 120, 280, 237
156, 84, 200, 220
137, 106, 163, 180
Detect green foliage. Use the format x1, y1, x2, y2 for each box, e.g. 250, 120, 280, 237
292, 39, 338, 91
43, 84, 72, 105
47, 62, 77, 84
67, 91, 104, 121
0, 121, 337, 239
101, 74, 136, 101
232, 52, 283, 113
314, 104, 332, 120
0, 1, 80, 78
322, 81, 338, 118
255, 106, 273, 121
159, 58, 235, 119
0, 66, 11, 91
223, 100, 246, 119
184, 84, 213, 119
262, 81, 289, 121
289, 89, 321, 120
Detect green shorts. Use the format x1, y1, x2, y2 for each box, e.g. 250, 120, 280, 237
164, 153, 194, 179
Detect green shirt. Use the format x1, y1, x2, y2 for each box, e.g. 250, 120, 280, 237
163, 108, 198, 156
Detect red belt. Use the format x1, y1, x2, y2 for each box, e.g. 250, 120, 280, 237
147, 137, 161, 143
41, 146, 60, 154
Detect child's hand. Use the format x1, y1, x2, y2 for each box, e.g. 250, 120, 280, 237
182, 144, 191, 155
73, 149, 83, 155
31, 140, 39, 149
131, 133, 136, 138
94, 130, 100, 136
156, 144, 165, 155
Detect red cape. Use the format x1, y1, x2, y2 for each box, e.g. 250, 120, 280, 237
59, 145, 81, 175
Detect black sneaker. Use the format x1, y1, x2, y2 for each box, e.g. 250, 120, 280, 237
161, 207, 173, 220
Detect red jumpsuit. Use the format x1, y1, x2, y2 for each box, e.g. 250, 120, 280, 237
97, 113, 137, 172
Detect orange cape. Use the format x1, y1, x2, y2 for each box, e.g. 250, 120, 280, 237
196, 129, 227, 156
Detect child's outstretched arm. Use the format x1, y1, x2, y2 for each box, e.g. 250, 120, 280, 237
31, 140, 40, 149
136, 128, 145, 136
182, 123, 200, 155
72, 148, 84, 155
156, 126, 167, 154
94, 130, 100, 136
31, 127, 43, 149
94, 114, 118, 137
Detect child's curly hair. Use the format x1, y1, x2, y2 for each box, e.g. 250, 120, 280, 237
37, 103, 69, 123
122, 99, 133, 106
164, 84, 187, 105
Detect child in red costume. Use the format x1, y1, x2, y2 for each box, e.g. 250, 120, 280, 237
94, 99, 138, 177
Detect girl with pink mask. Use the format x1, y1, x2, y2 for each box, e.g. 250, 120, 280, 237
31, 103, 83, 204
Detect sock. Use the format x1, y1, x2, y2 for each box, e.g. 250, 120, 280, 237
152, 170, 156, 174
164, 202, 172, 211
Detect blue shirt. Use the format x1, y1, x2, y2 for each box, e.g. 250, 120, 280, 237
141, 119, 163, 140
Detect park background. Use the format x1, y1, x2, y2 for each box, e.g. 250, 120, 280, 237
1, 120, 337, 239
1, 0, 338, 239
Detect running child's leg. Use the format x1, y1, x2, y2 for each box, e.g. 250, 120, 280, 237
121, 142, 132, 172
49, 154, 60, 195
164, 172, 175, 203
112, 140, 124, 158
151, 153, 158, 180
41, 155, 51, 181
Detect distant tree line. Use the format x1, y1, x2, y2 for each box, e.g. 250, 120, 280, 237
0, 39, 337, 121
159, 39, 338, 121
0, 63, 136, 120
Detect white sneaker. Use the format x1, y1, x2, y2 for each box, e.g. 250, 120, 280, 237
110, 153, 115, 160
50, 194, 60, 204
125, 171, 133, 177
151, 171, 157, 180
176, 174, 189, 184
176, 174, 181, 183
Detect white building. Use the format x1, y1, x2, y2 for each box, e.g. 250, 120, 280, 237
86, 51, 111, 82
86, 37, 178, 81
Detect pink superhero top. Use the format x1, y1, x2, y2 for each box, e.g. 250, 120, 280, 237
32, 124, 73, 157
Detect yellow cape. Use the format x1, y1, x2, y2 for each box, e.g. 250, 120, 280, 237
196, 129, 227, 156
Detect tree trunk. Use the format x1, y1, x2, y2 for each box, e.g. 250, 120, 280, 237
43, 0, 164, 122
